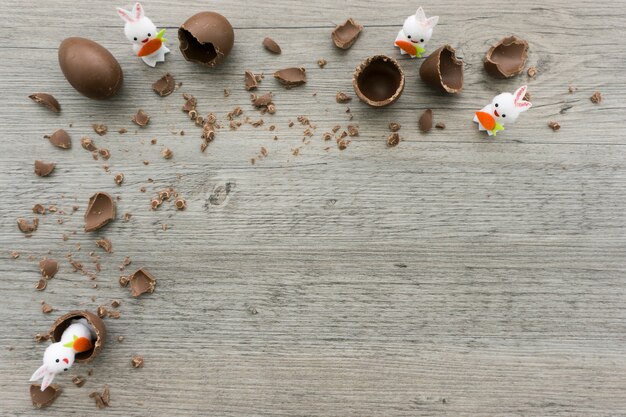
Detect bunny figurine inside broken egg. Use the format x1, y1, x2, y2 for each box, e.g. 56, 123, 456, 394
394, 7, 439, 58
474, 85, 532, 136
117, 2, 169, 67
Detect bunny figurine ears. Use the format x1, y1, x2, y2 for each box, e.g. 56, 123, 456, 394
474, 86, 532, 136
395, 7, 439, 58
116, 3, 169, 67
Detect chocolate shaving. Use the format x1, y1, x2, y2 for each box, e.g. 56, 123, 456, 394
251, 92, 273, 107
182, 93, 197, 113
152, 73, 175, 97
84, 192, 116, 232
262, 37, 281, 54
17, 218, 38, 234
92, 124, 108, 136
81, 137, 97, 151
42, 303, 53, 314
114, 173, 124, 185
435, 122, 446, 130
72, 375, 86, 387
548, 121, 561, 131
175, 198, 187, 210
419, 109, 433, 133
45, 129, 71, 149
274, 67, 306, 88
95, 238, 113, 253
590, 91, 602, 104
245, 71, 259, 90
336, 92, 352, 103
132, 109, 150, 127
527, 67, 538, 78
34, 160, 55, 177
131, 356, 144, 368
35, 279, 47, 291
419, 45, 464, 94
39, 258, 59, 279
318, 58, 327, 68
29, 93, 61, 113
162, 148, 173, 159
387, 133, 400, 147
389, 122, 401, 132
128, 268, 157, 297
484, 36, 529, 78
30, 384, 61, 408
89, 385, 110, 409
332, 18, 363, 49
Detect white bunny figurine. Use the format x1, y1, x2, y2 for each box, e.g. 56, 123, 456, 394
473, 85, 532, 136
394, 7, 439, 58
117, 3, 169, 67
30, 318, 96, 391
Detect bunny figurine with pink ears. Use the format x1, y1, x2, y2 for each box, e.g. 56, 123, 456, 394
30, 318, 95, 391
117, 3, 169, 67
474, 85, 532, 136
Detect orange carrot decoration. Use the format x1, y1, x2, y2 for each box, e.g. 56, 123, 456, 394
138, 38, 163, 57
394, 40, 417, 56
475, 111, 496, 131
64, 335, 93, 352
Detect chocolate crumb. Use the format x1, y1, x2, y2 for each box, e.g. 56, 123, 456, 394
34, 332, 49, 342
182, 93, 197, 113
527, 66, 538, 78
42, 303, 53, 314
152, 73, 175, 97
18, 218, 38, 234
123, 212, 132, 222
114, 173, 124, 186
98, 148, 110, 160
72, 375, 86, 387
174, 198, 187, 210
10, 251, 20, 259
119, 275, 130, 287
245, 71, 259, 90
162, 148, 173, 159
337, 139, 349, 150
131, 356, 144, 368
317, 58, 327, 68
111, 299, 121, 308
128, 268, 156, 297
419, 109, 433, 133
262, 37, 281, 54
29, 93, 61, 113
81, 137, 97, 151
322, 132, 333, 141
590, 91, 602, 104
46, 129, 71, 149
34, 160, 56, 177
347, 125, 359, 137
387, 133, 400, 147
435, 122, 446, 130
92, 124, 108, 136
89, 385, 110, 409
32, 204, 46, 215
95, 238, 113, 253
548, 121, 561, 131
117, 336, 125, 343
118, 128, 127, 134
132, 109, 150, 127
336, 92, 352, 103
39, 258, 58, 279
150, 198, 162, 210
223, 89, 230, 97
388, 122, 401, 132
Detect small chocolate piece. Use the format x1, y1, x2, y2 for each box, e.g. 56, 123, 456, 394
39, 258, 59, 279
527, 66, 538, 78
347, 125, 359, 136
72, 375, 86, 387
387, 133, 400, 147
131, 356, 144, 368
98, 148, 111, 160
353, 55, 405, 107
114, 173, 124, 186
162, 148, 173, 159
419, 109, 433, 133
34, 160, 55, 177
29, 93, 61, 113
388, 122, 401, 132
182, 93, 197, 113
245, 71, 259, 90
89, 385, 110, 409
35, 279, 47, 291
34, 332, 50, 342
132, 109, 150, 127
274, 67, 306, 88
111, 299, 121, 308
419, 45, 464, 94
50, 311, 106, 362
318, 58, 327, 68
435, 122, 446, 130
548, 121, 561, 131
179, 12, 234, 67
46, 129, 71, 149
81, 137, 97, 151
590, 91, 602, 104
17, 218, 38, 234
152, 73, 175, 97
95, 238, 113, 253
251, 92, 273, 107
332, 18, 363, 49
84, 192, 116, 232
262, 37, 281, 54
30, 384, 61, 408
174, 198, 187, 210
484, 36, 529, 78
93, 124, 108, 136
58, 38, 123, 100
336, 92, 352, 103
42, 303, 53, 314
128, 268, 157, 297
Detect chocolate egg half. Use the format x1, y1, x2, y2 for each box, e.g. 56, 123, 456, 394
352, 55, 405, 107
49, 310, 106, 363
58, 38, 123, 100
179, 12, 234, 67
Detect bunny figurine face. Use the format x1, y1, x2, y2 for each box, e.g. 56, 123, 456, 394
116, 3, 170, 67
30, 343, 75, 391
474, 86, 532, 136
395, 7, 439, 58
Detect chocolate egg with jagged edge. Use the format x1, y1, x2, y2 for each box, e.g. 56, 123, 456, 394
179, 12, 234, 67
49, 311, 106, 363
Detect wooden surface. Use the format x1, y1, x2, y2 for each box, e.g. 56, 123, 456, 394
1, 0, 625, 415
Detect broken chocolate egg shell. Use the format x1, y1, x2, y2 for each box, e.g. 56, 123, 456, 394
332, 18, 363, 50
419, 45, 464, 94
484, 36, 529, 78
352, 55, 405, 107
29, 93, 61, 113
179, 12, 234, 67
129, 268, 157, 297
30, 384, 62, 408
84, 192, 116, 232
50, 310, 106, 363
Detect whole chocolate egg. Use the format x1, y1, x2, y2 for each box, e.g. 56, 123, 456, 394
178, 12, 234, 67
58, 37, 123, 100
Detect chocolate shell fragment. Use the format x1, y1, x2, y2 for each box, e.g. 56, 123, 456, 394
262, 37, 281, 54
46, 129, 71, 149
484, 36, 529, 78
419, 109, 433, 133
84, 192, 116, 232
30, 384, 61, 408
152, 73, 175, 97
39, 258, 59, 279
245, 71, 259, 90
50, 310, 106, 362
419, 45, 464, 94
274, 67, 306, 88
29, 93, 61, 113
179, 12, 234, 67
34, 160, 56, 177
128, 268, 157, 297
352, 55, 405, 107
132, 109, 150, 127
332, 18, 363, 49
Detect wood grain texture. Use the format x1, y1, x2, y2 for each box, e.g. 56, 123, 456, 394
1, 0, 625, 415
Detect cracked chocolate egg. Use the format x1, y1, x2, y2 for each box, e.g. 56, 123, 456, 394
179, 12, 234, 67
50, 310, 106, 363
352, 55, 405, 107
419, 45, 464, 94
484, 36, 529, 78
